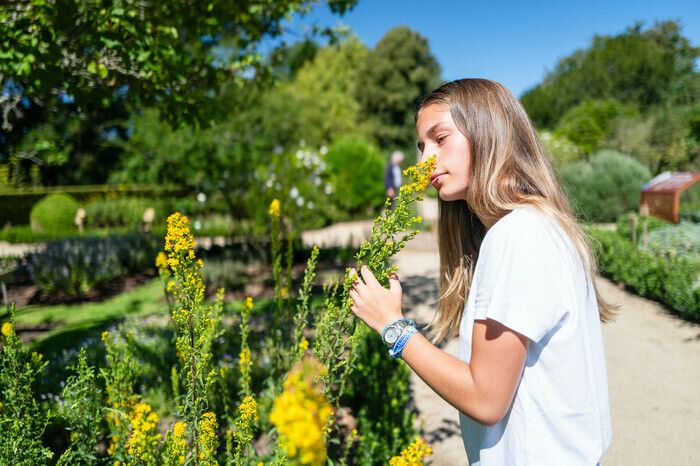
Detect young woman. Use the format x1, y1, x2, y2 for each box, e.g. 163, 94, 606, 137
348, 78, 614, 465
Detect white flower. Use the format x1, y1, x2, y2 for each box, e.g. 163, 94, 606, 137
324, 184, 333, 195
197, 192, 207, 203
308, 201, 315, 210
319, 145, 328, 155
296, 196, 305, 207
290, 187, 300, 199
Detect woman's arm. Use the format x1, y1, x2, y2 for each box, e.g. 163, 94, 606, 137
401, 319, 528, 426
349, 266, 528, 426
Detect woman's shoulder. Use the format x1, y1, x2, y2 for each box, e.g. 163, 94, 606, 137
487, 205, 551, 238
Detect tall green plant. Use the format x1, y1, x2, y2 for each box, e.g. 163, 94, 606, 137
0, 309, 53, 465
158, 213, 225, 464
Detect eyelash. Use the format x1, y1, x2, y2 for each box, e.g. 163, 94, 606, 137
436, 135, 447, 145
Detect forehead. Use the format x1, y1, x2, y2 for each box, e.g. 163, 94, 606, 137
416, 103, 453, 137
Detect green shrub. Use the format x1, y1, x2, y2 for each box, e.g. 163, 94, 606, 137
29, 193, 80, 233
590, 228, 700, 320
84, 197, 200, 229
344, 327, 417, 464
680, 210, 700, 223
643, 222, 700, 260
560, 150, 651, 222
84, 197, 153, 228
18, 233, 161, 295
324, 138, 386, 216
615, 212, 671, 241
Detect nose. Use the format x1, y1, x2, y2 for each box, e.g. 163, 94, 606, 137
418, 146, 433, 163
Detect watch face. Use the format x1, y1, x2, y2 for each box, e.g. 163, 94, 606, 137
385, 327, 402, 345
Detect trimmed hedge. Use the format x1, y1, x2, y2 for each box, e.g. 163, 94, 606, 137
30, 193, 80, 233
0, 184, 187, 225
590, 228, 700, 321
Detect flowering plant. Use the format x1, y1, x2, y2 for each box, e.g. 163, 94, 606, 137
0, 156, 437, 465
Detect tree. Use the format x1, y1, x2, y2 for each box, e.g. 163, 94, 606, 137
554, 99, 636, 155
606, 105, 697, 172
111, 81, 336, 229
521, 21, 700, 128
268, 38, 320, 81
0, 0, 357, 131
355, 26, 441, 151
291, 35, 374, 145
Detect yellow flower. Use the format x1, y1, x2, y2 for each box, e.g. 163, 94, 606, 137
173, 421, 186, 437
298, 336, 309, 352
163, 421, 188, 465
244, 296, 254, 311
270, 357, 333, 466
269, 199, 281, 217
198, 412, 219, 464
155, 251, 167, 268
239, 347, 251, 371
101, 330, 109, 342
238, 395, 258, 423
164, 213, 196, 272
280, 286, 288, 298
388, 437, 433, 466
2, 322, 13, 337
401, 155, 436, 196
127, 403, 161, 462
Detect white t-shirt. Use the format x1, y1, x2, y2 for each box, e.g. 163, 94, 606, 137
458, 206, 612, 465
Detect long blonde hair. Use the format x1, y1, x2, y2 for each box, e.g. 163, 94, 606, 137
417, 79, 616, 343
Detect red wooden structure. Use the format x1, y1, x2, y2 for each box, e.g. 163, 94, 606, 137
640, 172, 700, 223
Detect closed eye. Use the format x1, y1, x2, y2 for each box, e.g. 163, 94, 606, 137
437, 134, 448, 145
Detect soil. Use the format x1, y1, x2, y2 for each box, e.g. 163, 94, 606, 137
5, 272, 156, 308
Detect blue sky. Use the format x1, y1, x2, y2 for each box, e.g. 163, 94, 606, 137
272, 0, 700, 98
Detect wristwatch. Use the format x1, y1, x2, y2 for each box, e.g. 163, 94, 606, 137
381, 318, 416, 348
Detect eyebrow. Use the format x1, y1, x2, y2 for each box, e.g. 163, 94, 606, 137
416, 122, 449, 149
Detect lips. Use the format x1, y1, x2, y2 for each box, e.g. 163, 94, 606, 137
431, 173, 446, 187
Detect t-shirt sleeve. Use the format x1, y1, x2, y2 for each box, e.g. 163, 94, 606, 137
472, 212, 570, 343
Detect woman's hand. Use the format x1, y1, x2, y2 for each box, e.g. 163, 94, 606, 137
348, 265, 404, 334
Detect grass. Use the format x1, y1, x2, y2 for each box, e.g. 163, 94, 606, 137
12, 278, 165, 355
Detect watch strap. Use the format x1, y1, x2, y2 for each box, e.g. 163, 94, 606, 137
389, 325, 417, 359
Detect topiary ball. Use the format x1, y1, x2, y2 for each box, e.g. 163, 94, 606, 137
30, 193, 80, 233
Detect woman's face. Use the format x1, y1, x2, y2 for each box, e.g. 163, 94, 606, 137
416, 103, 472, 202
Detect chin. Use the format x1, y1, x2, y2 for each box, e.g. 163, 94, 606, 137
438, 188, 467, 202
438, 191, 459, 202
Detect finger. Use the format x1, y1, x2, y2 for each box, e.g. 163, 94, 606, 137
360, 265, 380, 287
389, 273, 402, 294
349, 267, 362, 284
